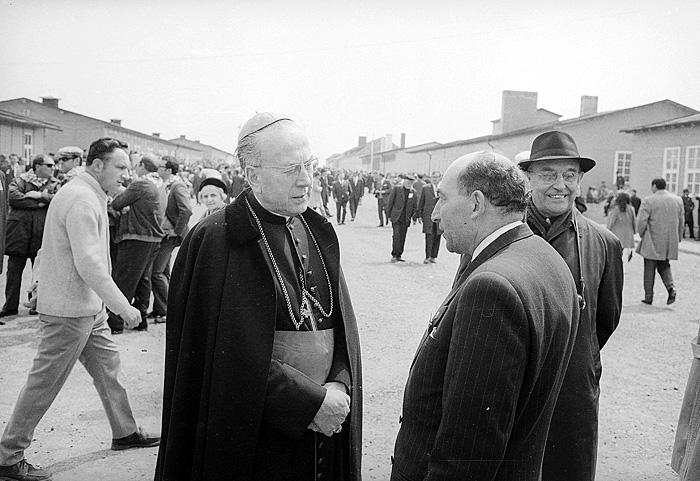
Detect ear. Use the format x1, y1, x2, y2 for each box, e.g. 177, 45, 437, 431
471, 190, 486, 218
92, 158, 104, 173
245, 165, 262, 193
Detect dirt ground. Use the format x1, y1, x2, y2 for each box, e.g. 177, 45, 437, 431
0, 199, 697, 480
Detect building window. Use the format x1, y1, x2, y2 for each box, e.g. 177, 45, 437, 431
686, 146, 700, 195
23, 132, 33, 160
614, 151, 631, 184
663, 147, 681, 194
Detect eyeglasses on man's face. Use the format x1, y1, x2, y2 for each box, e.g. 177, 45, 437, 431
530, 170, 579, 184
262, 157, 318, 176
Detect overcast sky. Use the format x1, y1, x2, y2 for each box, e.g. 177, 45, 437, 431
2, 0, 699, 160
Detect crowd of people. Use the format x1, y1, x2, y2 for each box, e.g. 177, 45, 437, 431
0, 114, 696, 481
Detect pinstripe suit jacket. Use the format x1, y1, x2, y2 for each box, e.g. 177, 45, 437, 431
391, 223, 579, 481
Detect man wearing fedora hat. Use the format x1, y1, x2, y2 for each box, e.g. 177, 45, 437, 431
518, 130, 623, 481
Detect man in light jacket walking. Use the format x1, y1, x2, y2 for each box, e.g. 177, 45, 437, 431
637, 177, 684, 305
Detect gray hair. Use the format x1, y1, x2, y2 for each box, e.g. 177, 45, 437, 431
458, 151, 528, 214
236, 119, 295, 169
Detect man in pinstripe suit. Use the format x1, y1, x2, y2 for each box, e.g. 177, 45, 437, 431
391, 151, 579, 481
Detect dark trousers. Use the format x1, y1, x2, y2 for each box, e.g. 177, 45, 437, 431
108, 240, 160, 331
425, 224, 441, 259
391, 222, 409, 258
377, 198, 388, 226
336, 200, 347, 224
3, 255, 34, 312
643, 258, 674, 301
151, 236, 178, 317
685, 215, 695, 239
322, 192, 331, 217
349, 197, 360, 220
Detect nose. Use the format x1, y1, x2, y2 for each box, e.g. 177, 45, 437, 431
551, 173, 567, 189
296, 166, 312, 186
431, 200, 441, 223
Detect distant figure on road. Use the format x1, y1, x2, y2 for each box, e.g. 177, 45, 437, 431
606, 191, 636, 262
348, 171, 364, 221
637, 177, 684, 305
385, 174, 417, 263
413, 171, 442, 264
391, 151, 578, 480
682, 188, 695, 239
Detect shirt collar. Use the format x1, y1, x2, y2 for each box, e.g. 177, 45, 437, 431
471, 221, 523, 262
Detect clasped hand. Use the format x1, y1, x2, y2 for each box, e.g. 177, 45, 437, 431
309, 382, 350, 437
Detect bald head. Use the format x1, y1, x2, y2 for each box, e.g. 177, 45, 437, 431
434, 151, 527, 255
448, 151, 528, 214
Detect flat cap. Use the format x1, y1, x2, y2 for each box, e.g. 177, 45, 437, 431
55, 146, 83, 160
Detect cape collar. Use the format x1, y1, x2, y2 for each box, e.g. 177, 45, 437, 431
225, 188, 332, 247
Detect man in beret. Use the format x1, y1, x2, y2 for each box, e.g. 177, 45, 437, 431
155, 113, 362, 480
517, 131, 623, 481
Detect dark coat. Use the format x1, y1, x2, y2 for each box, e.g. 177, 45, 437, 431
5, 174, 60, 258
348, 175, 364, 201
163, 180, 193, 245
392, 224, 579, 481
332, 179, 350, 205
386, 185, 417, 224
110, 177, 166, 243
526, 207, 623, 481
413, 183, 442, 235
155, 190, 363, 481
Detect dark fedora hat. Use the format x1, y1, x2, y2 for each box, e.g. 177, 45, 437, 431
518, 131, 596, 173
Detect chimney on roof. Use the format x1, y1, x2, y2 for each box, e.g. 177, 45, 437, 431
580, 96, 598, 117
499, 90, 538, 134
358, 136, 367, 147
152, 133, 160, 138
400, 133, 406, 149
180, 135, 186, 139
110, 119, 122, 126
41, 96, 60, 109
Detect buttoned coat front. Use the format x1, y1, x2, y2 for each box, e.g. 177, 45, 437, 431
636, 189, 684, 260
391, 224, 579, 481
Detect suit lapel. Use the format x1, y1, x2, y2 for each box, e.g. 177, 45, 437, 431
410, 223, 533, 368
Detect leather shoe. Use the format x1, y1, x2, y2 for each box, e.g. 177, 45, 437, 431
0, 309, 18, 318
133, 321, 148, 331
423, 258, 430, 264
0, 459, 52, 480
29, 308, 38, 316
641, 299, 652, 305
429, 258, 437, 263
111, 427, 160, 451
667, 288, 677, 305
